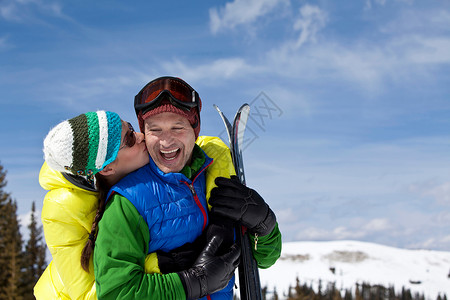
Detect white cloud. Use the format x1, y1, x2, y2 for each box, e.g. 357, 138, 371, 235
400, 36, 450, 64
407, 180, 450, 206
161, 57, 256, 82
333, 226, 367, 240
293, 218, 395, 243
362, 218, 392, 232
0, 36, 11, 50
266, 29, 450, 94
365, 0, 387, 10
0, 1, 19, 21
18, 208, 43, 242
209, 0, 289, 34
425, 182, 450, 205
296, 227, 330, 240
293, 4, 327, 49
381, 7, 450, 34
166, 3, 450, 96
411, 235, 450, 250
295, 225, 365, 241
274, 208, 298, 224
365, 0, 414, 10
0, 0, 67, 22
19, 209, 42, 229
436, 212, 450, 224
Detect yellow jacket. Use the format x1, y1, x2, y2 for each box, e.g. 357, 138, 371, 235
34, 136, 234, 300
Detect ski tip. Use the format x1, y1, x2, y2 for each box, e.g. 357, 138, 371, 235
239, 103, 250, 111
213, 104, 221, 112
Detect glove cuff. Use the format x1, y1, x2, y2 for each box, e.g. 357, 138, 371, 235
250, 207, 276, 236
178, 268, 207, 300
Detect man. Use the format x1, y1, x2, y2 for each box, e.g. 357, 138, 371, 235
94, 76, 281, 299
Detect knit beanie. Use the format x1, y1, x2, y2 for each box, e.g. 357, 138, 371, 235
43, 111, 122, 182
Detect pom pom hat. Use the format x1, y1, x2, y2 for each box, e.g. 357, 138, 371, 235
43, 111, 122, 182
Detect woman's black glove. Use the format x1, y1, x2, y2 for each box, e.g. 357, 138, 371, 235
158, 216, 234, 273
177, 235, 240, 300
209, 176, 276, 236
156, 235, 205, 273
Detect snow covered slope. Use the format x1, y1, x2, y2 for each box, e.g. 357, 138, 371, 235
259, 240, 450, 299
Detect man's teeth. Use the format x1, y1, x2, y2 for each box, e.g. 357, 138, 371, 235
161, 149, 179, 154
161, 148, 179, 160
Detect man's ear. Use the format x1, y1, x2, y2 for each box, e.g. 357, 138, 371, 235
98, 164, 115, 176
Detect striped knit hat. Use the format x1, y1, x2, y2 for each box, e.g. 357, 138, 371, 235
43, 111, 122, 182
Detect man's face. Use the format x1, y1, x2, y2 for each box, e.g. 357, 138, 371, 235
143, 112, 196, 174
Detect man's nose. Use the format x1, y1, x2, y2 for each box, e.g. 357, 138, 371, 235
159, 131, 174, 146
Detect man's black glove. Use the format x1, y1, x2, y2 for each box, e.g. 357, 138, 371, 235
206, 215, 235, 256
209, 176, 276, 236
177, 235, 240, 300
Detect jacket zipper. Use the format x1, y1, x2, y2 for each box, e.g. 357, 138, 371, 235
182, 159, 213, 231
185, 182, 207, 231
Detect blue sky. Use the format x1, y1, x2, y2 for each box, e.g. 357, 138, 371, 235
1, 0, 450, 251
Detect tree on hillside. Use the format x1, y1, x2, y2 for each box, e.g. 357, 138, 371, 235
0, 198, 24, 300
0, 163, 9, 297
21, 201, 46, 299
0, 163, 24, 299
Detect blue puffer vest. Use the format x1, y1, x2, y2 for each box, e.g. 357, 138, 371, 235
107, 153, 234, 300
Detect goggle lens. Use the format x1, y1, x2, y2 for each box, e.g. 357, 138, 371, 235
134, 77, 199, 115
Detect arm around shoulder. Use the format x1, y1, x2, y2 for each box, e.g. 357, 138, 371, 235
41, 187, 98, 299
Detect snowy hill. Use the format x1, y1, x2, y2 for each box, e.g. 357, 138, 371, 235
258, 240, 450, 299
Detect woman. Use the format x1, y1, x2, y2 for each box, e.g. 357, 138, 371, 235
34, 111, 149, 299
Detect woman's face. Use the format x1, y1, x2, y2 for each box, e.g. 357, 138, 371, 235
143, 112, 196, 174
107, 120, 149, 179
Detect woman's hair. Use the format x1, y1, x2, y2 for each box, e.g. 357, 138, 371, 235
80, 173, 112, 272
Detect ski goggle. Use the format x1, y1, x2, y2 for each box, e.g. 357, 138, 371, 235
134, 76, 200, 116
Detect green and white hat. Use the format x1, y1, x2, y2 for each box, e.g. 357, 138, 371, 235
43, 111, 122, 182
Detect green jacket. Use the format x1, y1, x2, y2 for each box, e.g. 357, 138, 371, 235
94, 195, 281, 299
94, 136, 282, 299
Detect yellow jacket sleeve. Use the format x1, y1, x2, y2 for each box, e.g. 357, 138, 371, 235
196, 136, 236, 210
36, 162, 98, 300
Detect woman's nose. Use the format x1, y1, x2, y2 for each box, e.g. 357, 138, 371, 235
135, 131, 145, 143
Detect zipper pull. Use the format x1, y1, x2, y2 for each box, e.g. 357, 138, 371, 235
254, 233, 259, 251
188, 184, 196, 196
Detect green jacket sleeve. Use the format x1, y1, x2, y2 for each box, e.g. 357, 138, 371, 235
93, 195, 186, 299
249, 223, 282, 269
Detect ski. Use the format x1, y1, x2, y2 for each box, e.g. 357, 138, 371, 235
214, 103, 262, 300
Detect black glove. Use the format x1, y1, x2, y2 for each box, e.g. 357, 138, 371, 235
177, 235, 240, 300
158, 216, 234, 273
206, 215, 235, 256
209, 176, 276, 236
156, 235, 205, 273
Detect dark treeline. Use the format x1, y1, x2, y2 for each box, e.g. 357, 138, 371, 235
257, 277, 448, 300
0, 162, 46, 299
